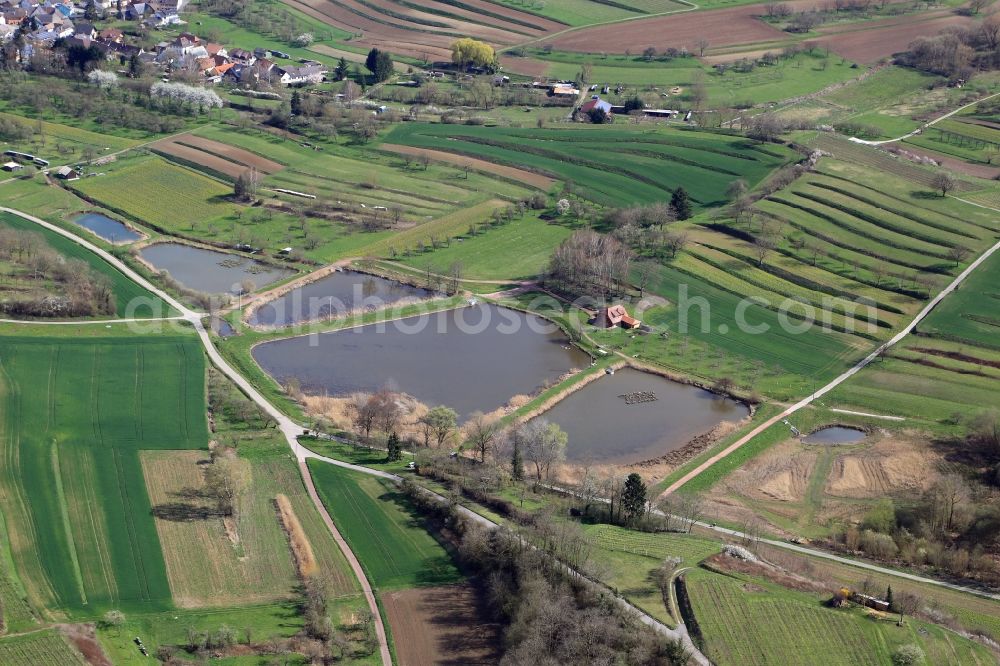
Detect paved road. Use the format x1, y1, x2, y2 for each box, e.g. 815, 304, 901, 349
661, 235, 1000, 496
689, 519, 1000, 601
0, 316, 187, 325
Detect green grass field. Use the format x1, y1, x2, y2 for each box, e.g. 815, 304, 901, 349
92, 125, 533, 262
586, 524, 721, 624
685, 567, 994, 666
575, 151, 1000, 403
95, 597, 381, 666
0, 333, 208, 616
384, 124, 795, 208
169, 11, 349, 67
592, 261, 869, 399
394, 212, 576, 280
308, 460, 462, 591
905, 117, 1000, 165
487, 0, 645, 26
528, 50, 861, 106
0, 211, 172, 318
922, 246, 1000, 347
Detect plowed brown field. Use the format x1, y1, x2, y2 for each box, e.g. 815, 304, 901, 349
283, 0, 559, 61
816, 13, 972, 64
547, 3, 788, 52
150, 134, 283, 179
383, 584, 501, 666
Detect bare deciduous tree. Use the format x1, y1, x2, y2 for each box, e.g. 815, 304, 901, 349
465, 411, 500, 462
754, 235, 776, 266
931, 172, 955, 197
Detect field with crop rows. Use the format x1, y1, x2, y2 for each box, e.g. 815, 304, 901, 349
0, 630, 85, 665
600, 261, 869, 398
488, 0, 661, 26
254, 458, 362, 597
140, 451, 299, 608
194, 125, 532, 203
827, 248, 1000, 421
0, 334, 208, 614
71, 155, 235, 232
308, 460, 462, 591
619, 152, 1000, 402
0, 212, 171, 318
807, 134, 979, 191
356, 199, 509, 258
282, 0, 563, 62
686, 569, 994, 665
0, 557, 34, 633
902, 116, 1000, 165
384, 124, 796, 208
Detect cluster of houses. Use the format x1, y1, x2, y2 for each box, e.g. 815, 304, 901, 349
0, 0, 328, 86
0, 0, 180, 47
149, 33, 327, 85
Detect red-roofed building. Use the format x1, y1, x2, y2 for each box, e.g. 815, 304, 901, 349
580, 97, 613, 116
601, 305, 640, 329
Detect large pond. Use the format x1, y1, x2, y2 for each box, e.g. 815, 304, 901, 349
533, 368, 749, 464
74, 213, 142, 244
249, 271, 432, 327
140, 243, 294, 294
252, 304, 590, 419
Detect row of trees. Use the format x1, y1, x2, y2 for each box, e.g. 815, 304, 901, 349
397, 478, 694, 664
0, 72, 189, 134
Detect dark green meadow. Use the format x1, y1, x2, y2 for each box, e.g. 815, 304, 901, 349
383, 124, 796, 208
0, 333, 208, 616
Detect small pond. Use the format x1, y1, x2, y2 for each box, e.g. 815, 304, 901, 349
249, 271, 432, 327
212, 318, 236, 338
140, 243, 294, 295
74, 213, 142, 244
252, 304, 590, 419
532, 368, 750, 464
803, 426, 866, 446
